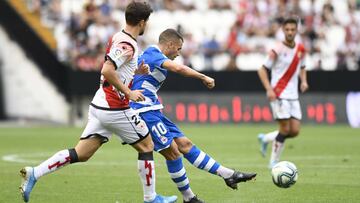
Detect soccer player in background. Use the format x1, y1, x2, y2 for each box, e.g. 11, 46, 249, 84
19, 2, 177, 203
130, 29, 257, 203
257, 17, 309, 169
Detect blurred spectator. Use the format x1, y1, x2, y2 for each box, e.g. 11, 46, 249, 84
25, 0, 360, 71
201, 36, 221, 70
181, 32, 198, 68
208, 0, 231, 10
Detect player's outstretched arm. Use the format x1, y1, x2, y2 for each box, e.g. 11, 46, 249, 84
162, 60, 215, 89
101, 60, 145, 102
299, 68, 309, 93
258, 66, 276, 101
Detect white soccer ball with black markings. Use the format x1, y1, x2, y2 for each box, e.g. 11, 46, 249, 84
271, 161, 298, 188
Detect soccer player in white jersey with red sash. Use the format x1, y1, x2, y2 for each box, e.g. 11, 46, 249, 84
19, 2, 177, 203
257, 17, 309, 169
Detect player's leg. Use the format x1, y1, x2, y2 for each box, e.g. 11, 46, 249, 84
19, 106, 108, 202
115, 109, 177, 203
258, 100, 287, 157
257, 130, 278, 157
19, 138, 103, 202
175, 137, 256, 190
269, 101, 301, 169
267, 99, 292, 168
159, 141, 203, 203
289, 118, 301, 138
33, 137, 103, 179
132, 135, 178, 203
288, 100, 302, 138
269, 119, 290, 168
131, 135, 158, 202
139, 110, 198, 202
261, 130, 279, 142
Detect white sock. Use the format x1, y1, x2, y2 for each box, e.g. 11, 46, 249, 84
33, 149, 71, 180
263, 131, 279, 143
270, 141, 284, 165
216, 166, 234, 179
181, 188, 195, 201
138, 159, 156, 202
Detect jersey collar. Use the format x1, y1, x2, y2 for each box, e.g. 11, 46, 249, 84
122, 30, 137, 42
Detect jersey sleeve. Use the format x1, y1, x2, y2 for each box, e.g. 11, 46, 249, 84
263, 49, 277, 69
138, 48, 168, 70
106, 42, 134, 69
150, 49, 168, 68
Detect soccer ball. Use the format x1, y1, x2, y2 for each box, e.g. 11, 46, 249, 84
271, 161, 298, 188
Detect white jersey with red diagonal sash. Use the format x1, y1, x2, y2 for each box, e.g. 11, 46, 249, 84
263, 42, 306, 100
91, 30, 139, 110
81, 30, 149, 145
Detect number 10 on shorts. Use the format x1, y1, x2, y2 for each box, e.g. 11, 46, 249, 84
151, 122, 168, 144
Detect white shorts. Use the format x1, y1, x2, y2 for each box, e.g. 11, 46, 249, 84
80, 105, 149, 144
270, 99, 302, 120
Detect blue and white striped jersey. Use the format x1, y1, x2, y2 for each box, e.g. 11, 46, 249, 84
130, 45, 169, 112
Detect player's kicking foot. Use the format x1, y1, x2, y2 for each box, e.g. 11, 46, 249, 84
19, 167, 37, 202
257, 133, 268, 157
224, 171, 257, 190
184, 195, 205, 203
144, 194, 178, 203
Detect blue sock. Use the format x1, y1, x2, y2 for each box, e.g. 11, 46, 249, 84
166, 157, 191, 191
183, 145, 220, 175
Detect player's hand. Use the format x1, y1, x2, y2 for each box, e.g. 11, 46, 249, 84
135, 60, 150, 75
266, 89, 277, 101
202, 76, 215, 89
300, 82, 309, 93
128, 90, 145, 102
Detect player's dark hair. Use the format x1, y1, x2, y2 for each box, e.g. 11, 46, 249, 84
159, 29, 184, 44
282, 17, 298, 27
125, 1, 153, 26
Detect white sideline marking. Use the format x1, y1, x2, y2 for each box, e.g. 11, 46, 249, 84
2, 152, 50, 164
1, 152, 133, 166
2, 153, 359, 169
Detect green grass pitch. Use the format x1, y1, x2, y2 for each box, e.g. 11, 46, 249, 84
1, 124, 359, 202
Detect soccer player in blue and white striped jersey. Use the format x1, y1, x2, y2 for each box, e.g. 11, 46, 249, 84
130, 29, 256, 203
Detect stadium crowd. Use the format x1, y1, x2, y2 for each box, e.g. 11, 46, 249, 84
26, 0, 360, 71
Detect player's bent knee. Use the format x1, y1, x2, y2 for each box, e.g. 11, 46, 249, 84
160, 147, 181, 160
134, 135, 154, 153
289, 130, 299, 137
76, 152, 92, 162
74, 139, 101, 162
279, 128, 290, 136
176, 138, 194, 154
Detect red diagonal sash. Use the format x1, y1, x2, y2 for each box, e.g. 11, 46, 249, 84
273, 44, 304, 97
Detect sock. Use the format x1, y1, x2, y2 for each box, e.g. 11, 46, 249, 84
275, 133, 287, 143
138, 152, 156, 202
216, 166, 234, 179
269, 133, 287, 165
184, 145, 233, 178
263, 130, 279, 142
166, 157, 195, 201
33, 148, 78, 180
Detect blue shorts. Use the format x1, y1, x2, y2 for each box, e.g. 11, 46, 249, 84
139, 110, 184, 152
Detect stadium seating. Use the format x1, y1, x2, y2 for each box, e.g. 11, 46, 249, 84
0, 27, 69, 123
16, 0, 360, 71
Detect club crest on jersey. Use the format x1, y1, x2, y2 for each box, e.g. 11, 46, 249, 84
160, 136, 168, 144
